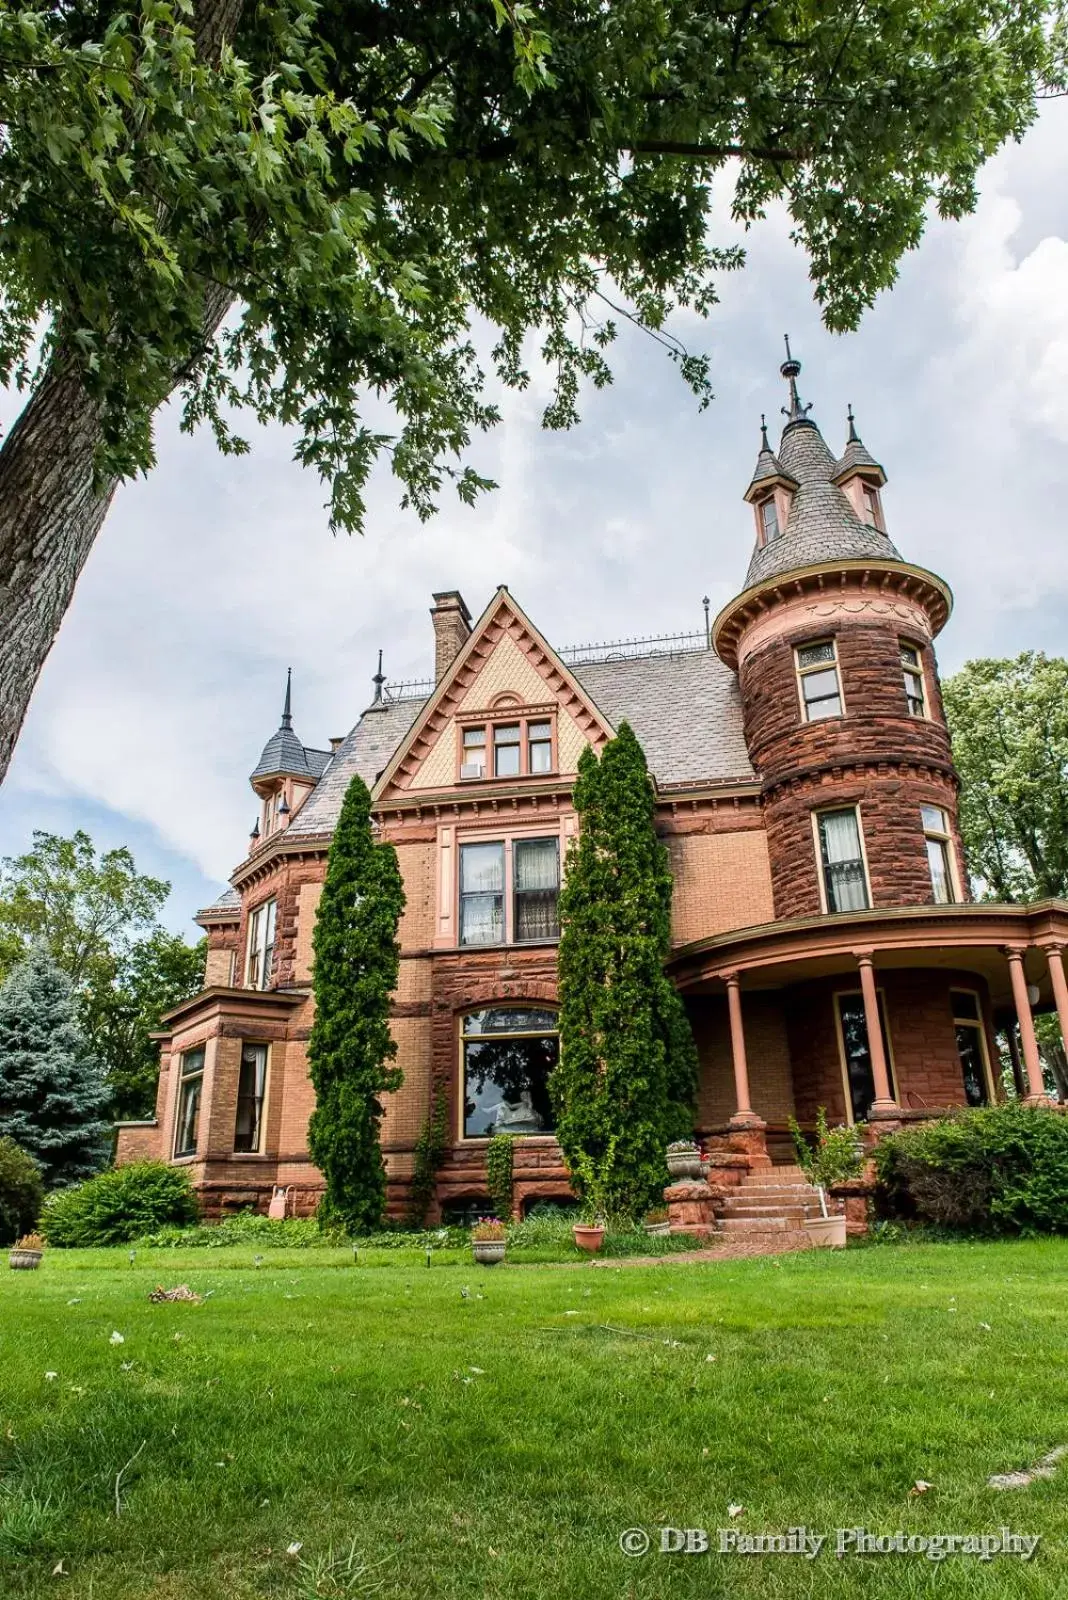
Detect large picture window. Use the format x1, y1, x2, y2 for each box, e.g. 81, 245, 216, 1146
234, 1043, 268, 1152
174, 1046, 205, 1158
461, 1008, 559, 1138
836, 993, 896, 1124
816, 808, 870, 913
951, 991, 990, 1107
245, 899, 276, 990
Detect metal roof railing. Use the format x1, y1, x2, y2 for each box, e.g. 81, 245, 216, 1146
557, 630, 709, 666
382, 678, 435, 702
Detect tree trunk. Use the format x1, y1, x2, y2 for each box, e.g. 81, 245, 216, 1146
0, 360, 117, 782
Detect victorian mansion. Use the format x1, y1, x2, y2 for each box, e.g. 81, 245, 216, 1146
116, 351, 1068, 1218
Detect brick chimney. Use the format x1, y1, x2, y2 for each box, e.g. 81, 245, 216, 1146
430, 591, 472, 682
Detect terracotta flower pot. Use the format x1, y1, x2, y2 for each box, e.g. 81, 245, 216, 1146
573, 1224, 605, 1254
9, 1248, 42, 1270
804, 1214, 847, 1249
472, 1240, 506, 1266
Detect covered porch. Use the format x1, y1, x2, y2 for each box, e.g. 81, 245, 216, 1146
670, 901, 1068, 1166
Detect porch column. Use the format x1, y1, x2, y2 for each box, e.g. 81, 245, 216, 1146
855, 951, 898, 1113
1044, 944, 1068, 1060
724, 970, 759, 1126
1006, 946, 1047, 1102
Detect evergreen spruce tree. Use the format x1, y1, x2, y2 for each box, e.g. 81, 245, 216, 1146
552, 723, 698, 1219
0, 945, 110, 1187
308, 775, 405, 1233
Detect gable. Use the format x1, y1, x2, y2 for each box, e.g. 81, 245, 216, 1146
377, 590, 612, 799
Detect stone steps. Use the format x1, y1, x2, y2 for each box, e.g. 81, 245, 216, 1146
715, 1166, 833, 1245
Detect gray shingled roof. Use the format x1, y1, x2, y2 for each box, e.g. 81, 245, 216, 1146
250, 725, 330, 782
286, 696, 427, 837
198, 885, 241, 918
745, 444, 795, 497
832, 435, 885, 482
744, 418, 901, 588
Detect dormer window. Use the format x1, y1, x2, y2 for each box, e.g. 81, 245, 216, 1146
458, 713, 556, 781
861, 482, 884, 530
760, 496, 780, 544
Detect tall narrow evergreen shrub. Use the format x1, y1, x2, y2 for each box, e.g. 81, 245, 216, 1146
551, 723, 698, 1219
308, 775, 405, 1233
0, 945, 109, 1187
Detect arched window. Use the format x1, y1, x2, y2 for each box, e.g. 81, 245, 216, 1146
461, 1007, 559, 1139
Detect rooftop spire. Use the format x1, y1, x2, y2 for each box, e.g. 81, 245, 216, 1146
281, 668, 292, 730
371, 649, 386, 705
846, 403, 859, 443
759, 413, 770, 451
780, 335, 813, 428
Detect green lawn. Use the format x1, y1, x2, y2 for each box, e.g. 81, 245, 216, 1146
2, 1239, 1068, 1598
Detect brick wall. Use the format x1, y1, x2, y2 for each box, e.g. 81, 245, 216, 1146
688, 994, 795, 1128
665, 831, 775, 944
736, 617, 967, 919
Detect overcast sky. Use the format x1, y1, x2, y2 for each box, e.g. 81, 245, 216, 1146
2, 102, 1067, 939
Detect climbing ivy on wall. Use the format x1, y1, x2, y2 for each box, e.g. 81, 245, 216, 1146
407, 1082, 449, 1226
551, 722, 698, 1221
486, 1132, 516, 1221
308, 775, 405, 1233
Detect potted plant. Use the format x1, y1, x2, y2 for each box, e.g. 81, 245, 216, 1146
789, 1110, 863, 1248
470, 1217, 507, 1266
643, 1206, 670, 1238
570, 1146, 618, 1253
9, 1232, 44, 1270
666, 1139, 703, 1180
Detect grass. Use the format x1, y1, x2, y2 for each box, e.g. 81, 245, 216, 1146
2, 1238, 1068, 1598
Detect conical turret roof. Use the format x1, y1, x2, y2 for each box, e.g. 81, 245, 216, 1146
832, 406, 886, 484
744, 414, 797, 501
250, 671, 331, 783
744, 349, 901, 588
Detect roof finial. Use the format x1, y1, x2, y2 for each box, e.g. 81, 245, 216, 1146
702, 595, 711, 647
780, 334, 813, 426
371, 649, 385, 705
846, 403, 859, 443
759, 413, 770, 451
281, 668, 292, 730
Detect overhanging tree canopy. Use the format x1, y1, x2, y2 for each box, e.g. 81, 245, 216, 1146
0, 0, 1059, 780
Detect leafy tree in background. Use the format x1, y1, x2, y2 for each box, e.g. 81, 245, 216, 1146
308, 775, 405, 1232
552, 723, 698, 1220
85, 931, 206, 1120
0, 1134, 44, 1244
0, 946, 110, 1187
0, 831, 204, 1117
943, 654, 1068, 903
0, 0, 1060, 782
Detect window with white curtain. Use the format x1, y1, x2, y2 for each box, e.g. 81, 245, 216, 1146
816, 809, 870, 913
234, 1043, 268, 1152
460, 842, 505, 945
514, 838, 560, 941
245, 899, 276, 989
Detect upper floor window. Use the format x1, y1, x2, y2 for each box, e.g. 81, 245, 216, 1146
816, 808, 870, 914
900, 642, 926, 717
760, 496, 780, 544
234, 1043, 268, 1152
796, 638, 843, 721
459, 714, 556, 781
459, 836, 560, 946
174, 1046, 205, 1158
922, 806, 956, 904
461, 1007, 559, 1138
245, 898, 276, 990
861, 482, 884, 530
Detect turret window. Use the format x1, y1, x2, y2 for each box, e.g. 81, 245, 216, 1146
796, 639, 843, 720
861, 482, 884, 530
922, 806, 957, 904
245, 898, 276, 989
900, 643, 926, 717
816, 808, 870, 913
760, 496, 780, 544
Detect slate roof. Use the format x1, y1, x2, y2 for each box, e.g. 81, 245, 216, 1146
197, 885, 241, 919
744, 417, 902, 588
285, 696, 427, 838
832, 434, 885, 482
250, 728, 331, 782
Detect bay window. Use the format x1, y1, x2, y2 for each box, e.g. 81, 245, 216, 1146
461, 1007, 559, 1138
174, 1046, 205, 1158
816, 808, 870, 913
234, 1043, 268, 1152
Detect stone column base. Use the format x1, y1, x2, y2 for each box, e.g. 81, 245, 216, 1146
664, 1179, 720, 1236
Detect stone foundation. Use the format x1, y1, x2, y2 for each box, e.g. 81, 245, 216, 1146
664, 1179, 721, 1236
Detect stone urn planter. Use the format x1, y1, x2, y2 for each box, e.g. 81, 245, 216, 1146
572, 1223, 605, 1254
9, 1234, 44, 1270
471, 1239, 506, 1266
804, 1213, 847, 1249
643, 1219, 671, 1238
666, 1144, 703, 1181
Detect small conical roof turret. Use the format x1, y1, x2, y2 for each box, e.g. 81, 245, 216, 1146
251, 670, 317, 783
832, 405, 886, 485
743, 345, 902, 588
743, 413, 797, 503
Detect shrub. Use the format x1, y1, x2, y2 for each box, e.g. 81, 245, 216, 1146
40, 1161, 198, 1247
875, 1103, 1068, 1233
0, 1136, 43, 1245
485, 1133, 515, 1221
790, 1108, 865, 1191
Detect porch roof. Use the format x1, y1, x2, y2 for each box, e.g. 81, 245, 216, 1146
669, 900, 1068, 1014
